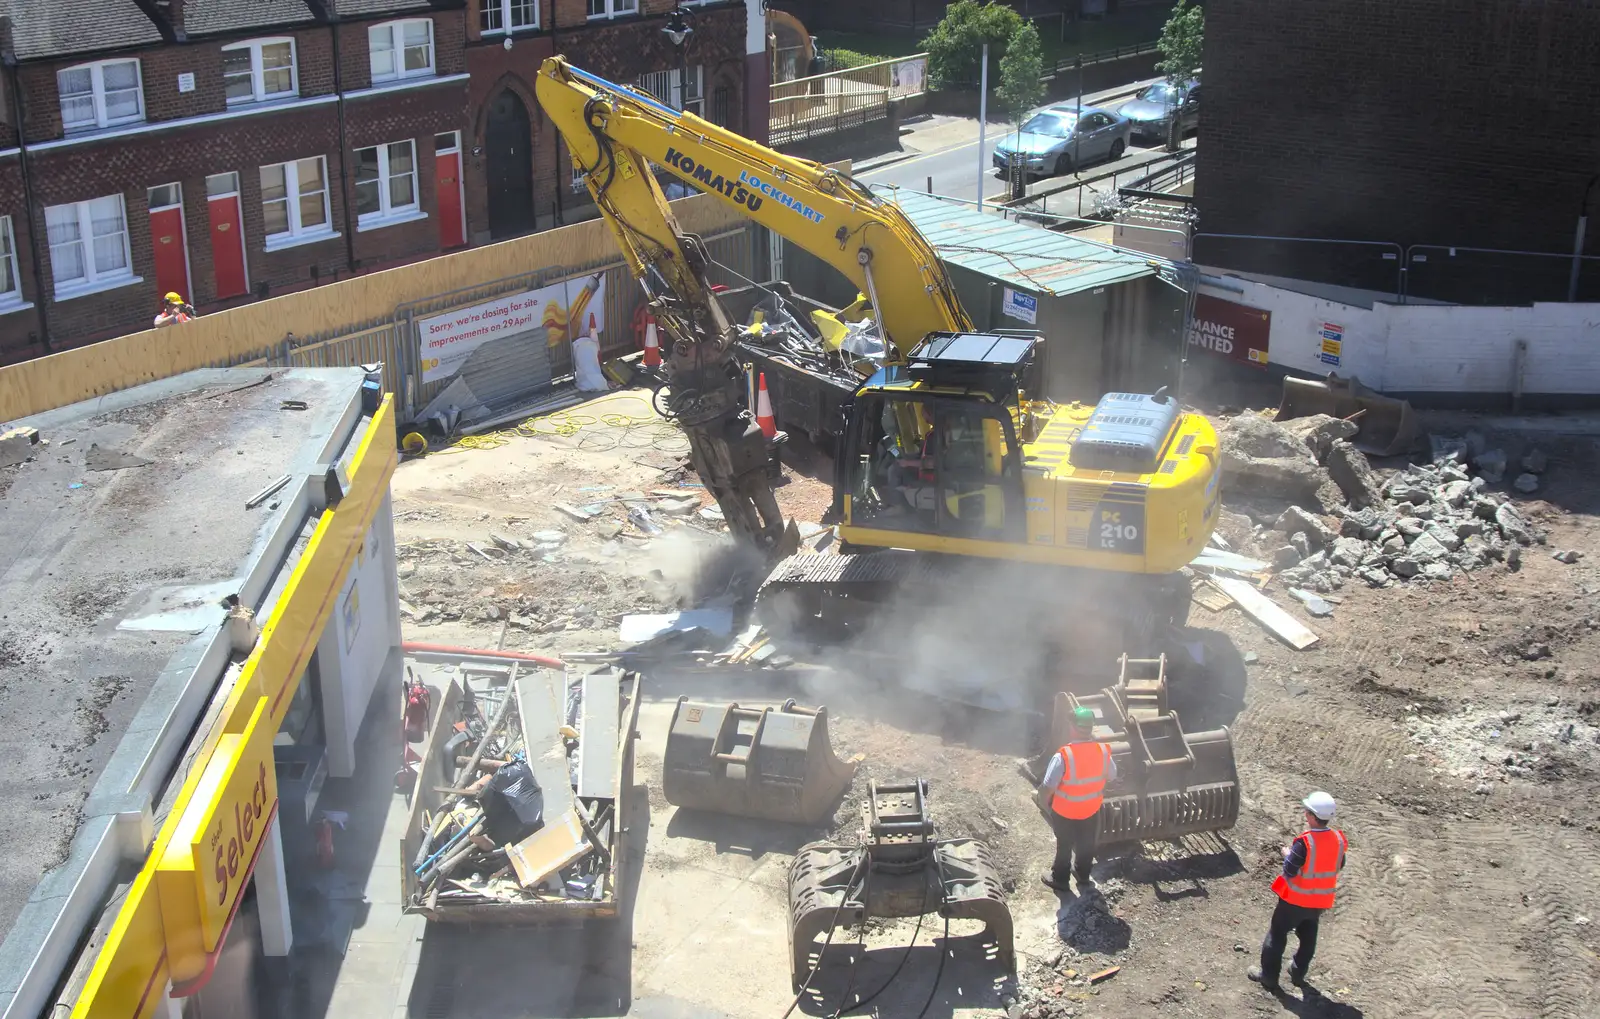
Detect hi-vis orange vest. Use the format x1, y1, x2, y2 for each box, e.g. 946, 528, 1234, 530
1271, 827, 1347, 909
1050, 742, 1112, 820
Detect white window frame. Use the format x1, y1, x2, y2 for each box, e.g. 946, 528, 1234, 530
369, 19, 435, 83
480, 0, 539, 34
354, 139, 423, 231
57, 58, 145, 133
639, 65, 703, 115
221, 37, 299, 105
259, 156, 335, 249
44, 194, 138, 300
571, 164, 588, 194
587, 0, 639, 20
0, 215, 26, 312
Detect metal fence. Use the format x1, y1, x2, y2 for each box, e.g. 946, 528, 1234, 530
769, 53, 926, 143
243, 223, 755, 422
1190, 233, 1600, 305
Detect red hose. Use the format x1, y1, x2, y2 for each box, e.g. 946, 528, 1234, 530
401, 641, 565, 670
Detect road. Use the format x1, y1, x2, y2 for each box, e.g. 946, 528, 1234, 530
857, 76, 1175, 210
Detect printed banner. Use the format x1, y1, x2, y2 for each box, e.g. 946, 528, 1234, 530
1002, 287, 1038, 325
419, 272, 607, 383
1189, 293, 1271, 368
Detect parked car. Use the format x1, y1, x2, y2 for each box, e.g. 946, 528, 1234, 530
992, 104, 1132, 180
1118, 79, 1201, 143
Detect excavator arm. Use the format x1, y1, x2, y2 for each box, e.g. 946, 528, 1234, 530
534, 57, 971, 362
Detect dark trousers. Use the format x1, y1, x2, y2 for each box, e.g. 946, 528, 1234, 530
1046, 810, 1100, 883
1260, 897, 1324, 982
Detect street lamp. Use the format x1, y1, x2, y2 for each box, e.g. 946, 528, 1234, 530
662, 4, 695, 116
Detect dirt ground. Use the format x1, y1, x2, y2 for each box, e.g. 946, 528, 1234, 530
390, 390, 1600, 1019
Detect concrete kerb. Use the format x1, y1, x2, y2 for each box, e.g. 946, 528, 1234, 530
0, 369, 371, 1019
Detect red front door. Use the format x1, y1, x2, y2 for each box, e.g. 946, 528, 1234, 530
207, 195, 248, 299
435, 138, 466, 250
147, 183, 191, 303
205, 171, 248, 300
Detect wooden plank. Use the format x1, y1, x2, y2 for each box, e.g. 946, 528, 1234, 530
504, 809, 591, 888
515, 668, 574, 823
576, 671, 621, 800
1191, 580, 1235, 613
1191, 547, 1271, 575
1213, 577, 1320, 650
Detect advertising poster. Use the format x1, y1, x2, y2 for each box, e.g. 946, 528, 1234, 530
419, 272, 608, 383
1002, 287, 1039, 325
1188, 293, 1271, 368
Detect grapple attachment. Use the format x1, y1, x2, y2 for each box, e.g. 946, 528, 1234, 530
1050, 685, 1240, 845
662, 697, 857, 824
786, 780, 1013, 989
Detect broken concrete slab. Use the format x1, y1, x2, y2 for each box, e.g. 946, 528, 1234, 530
1553, 550, 1584, 564
1520, 449, 1548, 473
1276, 505, 1336, 545
1325, 440, 1383, 508
1513, 473, 1540, 494
1408, 531, 1451, 564
1288, 588, 1335, 617
1475, 448, 1507, 483
618, 609, 735, 645
1496, 503, 1533, 544
84, 444, 154, 471
1329, 536, 1368, 569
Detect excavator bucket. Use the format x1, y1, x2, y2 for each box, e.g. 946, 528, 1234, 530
662, 697, 857, 824
1049, 691, 1240, 844
1277, 373, 1419, 457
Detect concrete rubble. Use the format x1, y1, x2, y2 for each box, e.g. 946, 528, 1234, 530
1222, 412, 1548, 593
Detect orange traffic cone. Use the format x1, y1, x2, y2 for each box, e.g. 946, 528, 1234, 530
642, 315, 662, 367
756, 372, 777, 439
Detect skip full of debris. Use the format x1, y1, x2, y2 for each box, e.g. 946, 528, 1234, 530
402, 657, 638, 915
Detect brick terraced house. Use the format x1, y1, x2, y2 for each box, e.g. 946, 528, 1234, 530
0, 0, 472, 361
0, 0, 769, 360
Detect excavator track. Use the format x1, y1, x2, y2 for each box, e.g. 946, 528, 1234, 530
757, 550, 1189, 670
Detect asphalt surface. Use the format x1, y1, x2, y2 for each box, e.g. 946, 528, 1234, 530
859, 76, 1174, 208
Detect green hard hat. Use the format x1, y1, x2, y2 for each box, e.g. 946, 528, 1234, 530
1072, 706, 1096, 727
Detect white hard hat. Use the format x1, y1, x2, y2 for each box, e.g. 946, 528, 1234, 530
1302, 791, 1336, 821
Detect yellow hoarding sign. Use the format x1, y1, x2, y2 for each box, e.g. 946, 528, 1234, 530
156, 695, 277, 993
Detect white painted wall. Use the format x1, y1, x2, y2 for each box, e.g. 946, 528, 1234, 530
1197, 270, 1600, 395
321, 495, 401, 777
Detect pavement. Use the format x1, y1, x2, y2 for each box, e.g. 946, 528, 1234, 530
854, 75, 1172, 207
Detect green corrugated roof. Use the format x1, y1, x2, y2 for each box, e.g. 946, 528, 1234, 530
883, 188, 1158, 296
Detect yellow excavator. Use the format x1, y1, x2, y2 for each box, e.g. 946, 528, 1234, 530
534, 59, 1242, 860
534, 56, 1222, 663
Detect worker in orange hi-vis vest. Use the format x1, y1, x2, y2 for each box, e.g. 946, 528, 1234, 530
153, 292, 195, 327
1035, 705, 1117, 894
1248, 791, 1348, 993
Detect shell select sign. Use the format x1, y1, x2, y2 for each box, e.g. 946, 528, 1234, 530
156, 695, 279, 992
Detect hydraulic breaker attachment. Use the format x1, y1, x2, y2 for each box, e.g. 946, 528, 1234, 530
787, 780, 1013, 989
1049, 686, 1240, 845
662, 697, 857, 824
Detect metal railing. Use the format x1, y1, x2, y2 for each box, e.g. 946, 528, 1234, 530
769, 92, 891, 146
770, 52, 928, 106
1000, 147, 1195, 221
1188, 233, 1600, 305
1052, 40, 1160, 76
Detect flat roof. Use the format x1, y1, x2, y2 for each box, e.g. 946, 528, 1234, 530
881, 188, 1159, 296
0, 368, 366, 955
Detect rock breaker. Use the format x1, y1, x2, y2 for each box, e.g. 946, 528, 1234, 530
661, 697, 857, 825
786, 779, 1013, 990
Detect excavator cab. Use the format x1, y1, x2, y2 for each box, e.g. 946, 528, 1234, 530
839, 333, 1034, 546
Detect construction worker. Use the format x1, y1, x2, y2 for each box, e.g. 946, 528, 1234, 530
1036, 705, 1117, 893
1248, 791, 1348, 992
153, 292, 195, 327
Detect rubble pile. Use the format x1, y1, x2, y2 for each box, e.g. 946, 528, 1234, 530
1221, 413, 1553, 590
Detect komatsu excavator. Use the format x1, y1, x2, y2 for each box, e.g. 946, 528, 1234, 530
535, 57, 1222, 652
533, 60, 1241, 904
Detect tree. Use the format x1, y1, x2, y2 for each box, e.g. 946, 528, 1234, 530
997, 21, 1045, 121
1154, 0, 1204, 149
1155, 0, 1204, 90
922, 0, 1026, 91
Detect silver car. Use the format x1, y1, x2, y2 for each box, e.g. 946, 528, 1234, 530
992, 104, 1132, 179
1118, 79, 1200, 143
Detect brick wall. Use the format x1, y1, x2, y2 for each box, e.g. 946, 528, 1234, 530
0, 9, 474, 354
1195, 0, 1600, 303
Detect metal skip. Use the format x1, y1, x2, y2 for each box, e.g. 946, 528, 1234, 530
662, 697, 857, 824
